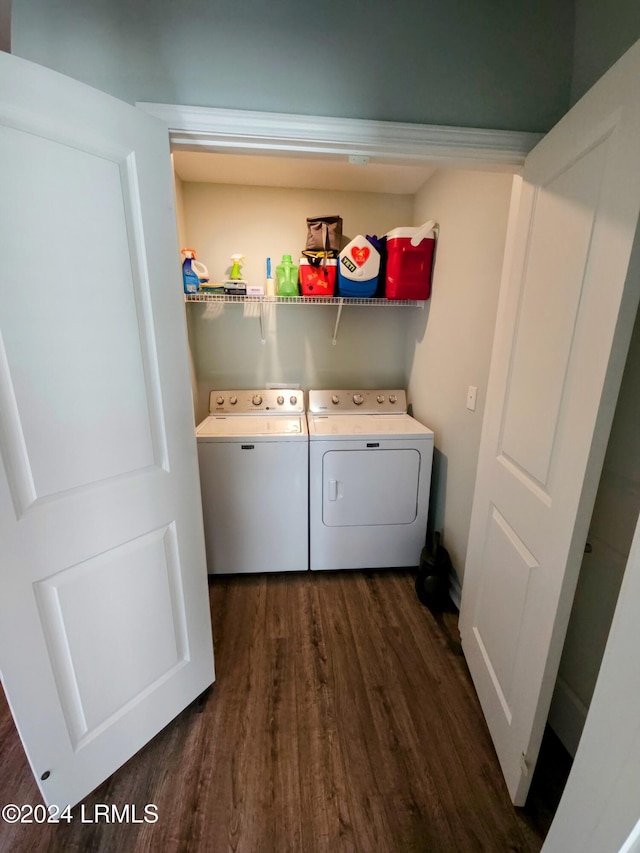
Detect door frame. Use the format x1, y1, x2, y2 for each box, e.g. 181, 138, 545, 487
140, 101, 640, 848
543, 180, 640, 851
136, 103, 540, 169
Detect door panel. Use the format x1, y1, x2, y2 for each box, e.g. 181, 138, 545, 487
34, 524, 188, 747
460, 40, 640, 805
0, 125, 163, 508
500, 141, 607, 484
322, 449, 419, 527
0, 52, 214, 808
473, 507, 539, 721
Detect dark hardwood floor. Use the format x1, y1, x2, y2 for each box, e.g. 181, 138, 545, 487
0, 570, 570, 852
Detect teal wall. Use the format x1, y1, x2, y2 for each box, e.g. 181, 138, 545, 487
12, 1, 640, 133
571, 0, 640, 104
12, 0, 573, 132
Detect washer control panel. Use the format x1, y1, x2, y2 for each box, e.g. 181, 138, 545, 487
209, 389, 304, 415
308, 390, 407, 414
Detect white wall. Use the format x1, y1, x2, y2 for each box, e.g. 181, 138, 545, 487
549, 305, 640, 756
182, 170, 515, 582
406, 169, 514, 581
182, 182, 414, 424
183, 182, 413, 288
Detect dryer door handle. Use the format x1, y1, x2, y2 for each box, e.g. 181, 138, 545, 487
328, 479, 339, 501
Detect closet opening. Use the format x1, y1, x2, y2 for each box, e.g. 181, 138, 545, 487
167, 117, 639, 837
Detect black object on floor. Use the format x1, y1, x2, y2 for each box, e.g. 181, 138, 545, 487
415, 531, 452, 611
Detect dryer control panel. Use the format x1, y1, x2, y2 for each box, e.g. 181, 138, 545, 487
308, 389, 408, 415
208, 389, 304, 415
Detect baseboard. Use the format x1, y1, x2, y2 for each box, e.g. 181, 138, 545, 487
547, 675, 588, 758
448, 569, 462, 610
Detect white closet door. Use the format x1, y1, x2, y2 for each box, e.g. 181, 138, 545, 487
0, 52, 214, 808
459, 40, 640, 805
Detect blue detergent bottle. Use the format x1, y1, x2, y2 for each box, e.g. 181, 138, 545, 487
181, 248, 201, 294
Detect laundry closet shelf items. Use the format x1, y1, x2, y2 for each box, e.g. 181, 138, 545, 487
183, 294, 425, 345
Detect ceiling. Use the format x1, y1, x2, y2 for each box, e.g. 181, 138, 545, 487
172, 150, 437, 195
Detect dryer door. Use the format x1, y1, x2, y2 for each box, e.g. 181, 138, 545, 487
322, 449, 420, 527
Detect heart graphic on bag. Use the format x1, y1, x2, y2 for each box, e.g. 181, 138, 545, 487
351, 245, 370, 266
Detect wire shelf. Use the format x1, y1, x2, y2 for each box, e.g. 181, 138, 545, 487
184, 294, 424, 307
184, 292, 425, 344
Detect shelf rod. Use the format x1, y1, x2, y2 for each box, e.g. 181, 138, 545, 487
259, 301, 266, 344
332, 299, 344, 346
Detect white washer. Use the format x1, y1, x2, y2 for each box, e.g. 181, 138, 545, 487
308, 389, 434, 571
196, 389, 308, 574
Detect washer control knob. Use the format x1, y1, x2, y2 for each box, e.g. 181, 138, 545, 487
290, 395, 298, 405
389, 394, 397, 404
252, 394, 263, 406
215, 396, 224, 406
332, 395, 340, 405
377, 395, 385, 404
277, 395, 285, 405
229, 396, 238, 405
353, 394, 364, 406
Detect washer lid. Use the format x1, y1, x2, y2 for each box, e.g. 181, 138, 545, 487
196, 415, 308, 441
307, 413, 433, 441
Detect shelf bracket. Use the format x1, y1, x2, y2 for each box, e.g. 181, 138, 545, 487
332, 299, 344, 345
259, 301, 266, 344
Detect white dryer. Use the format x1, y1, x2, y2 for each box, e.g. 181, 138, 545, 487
308, 389, 434, 571
196, 389, 308, 574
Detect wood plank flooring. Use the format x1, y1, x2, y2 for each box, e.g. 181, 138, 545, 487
0, 570, 567, 852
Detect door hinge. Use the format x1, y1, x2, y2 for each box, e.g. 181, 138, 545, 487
520, 753, 530, 777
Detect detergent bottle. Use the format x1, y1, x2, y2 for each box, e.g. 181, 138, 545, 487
181, 249, 209, 294
276, 254, 299, 297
